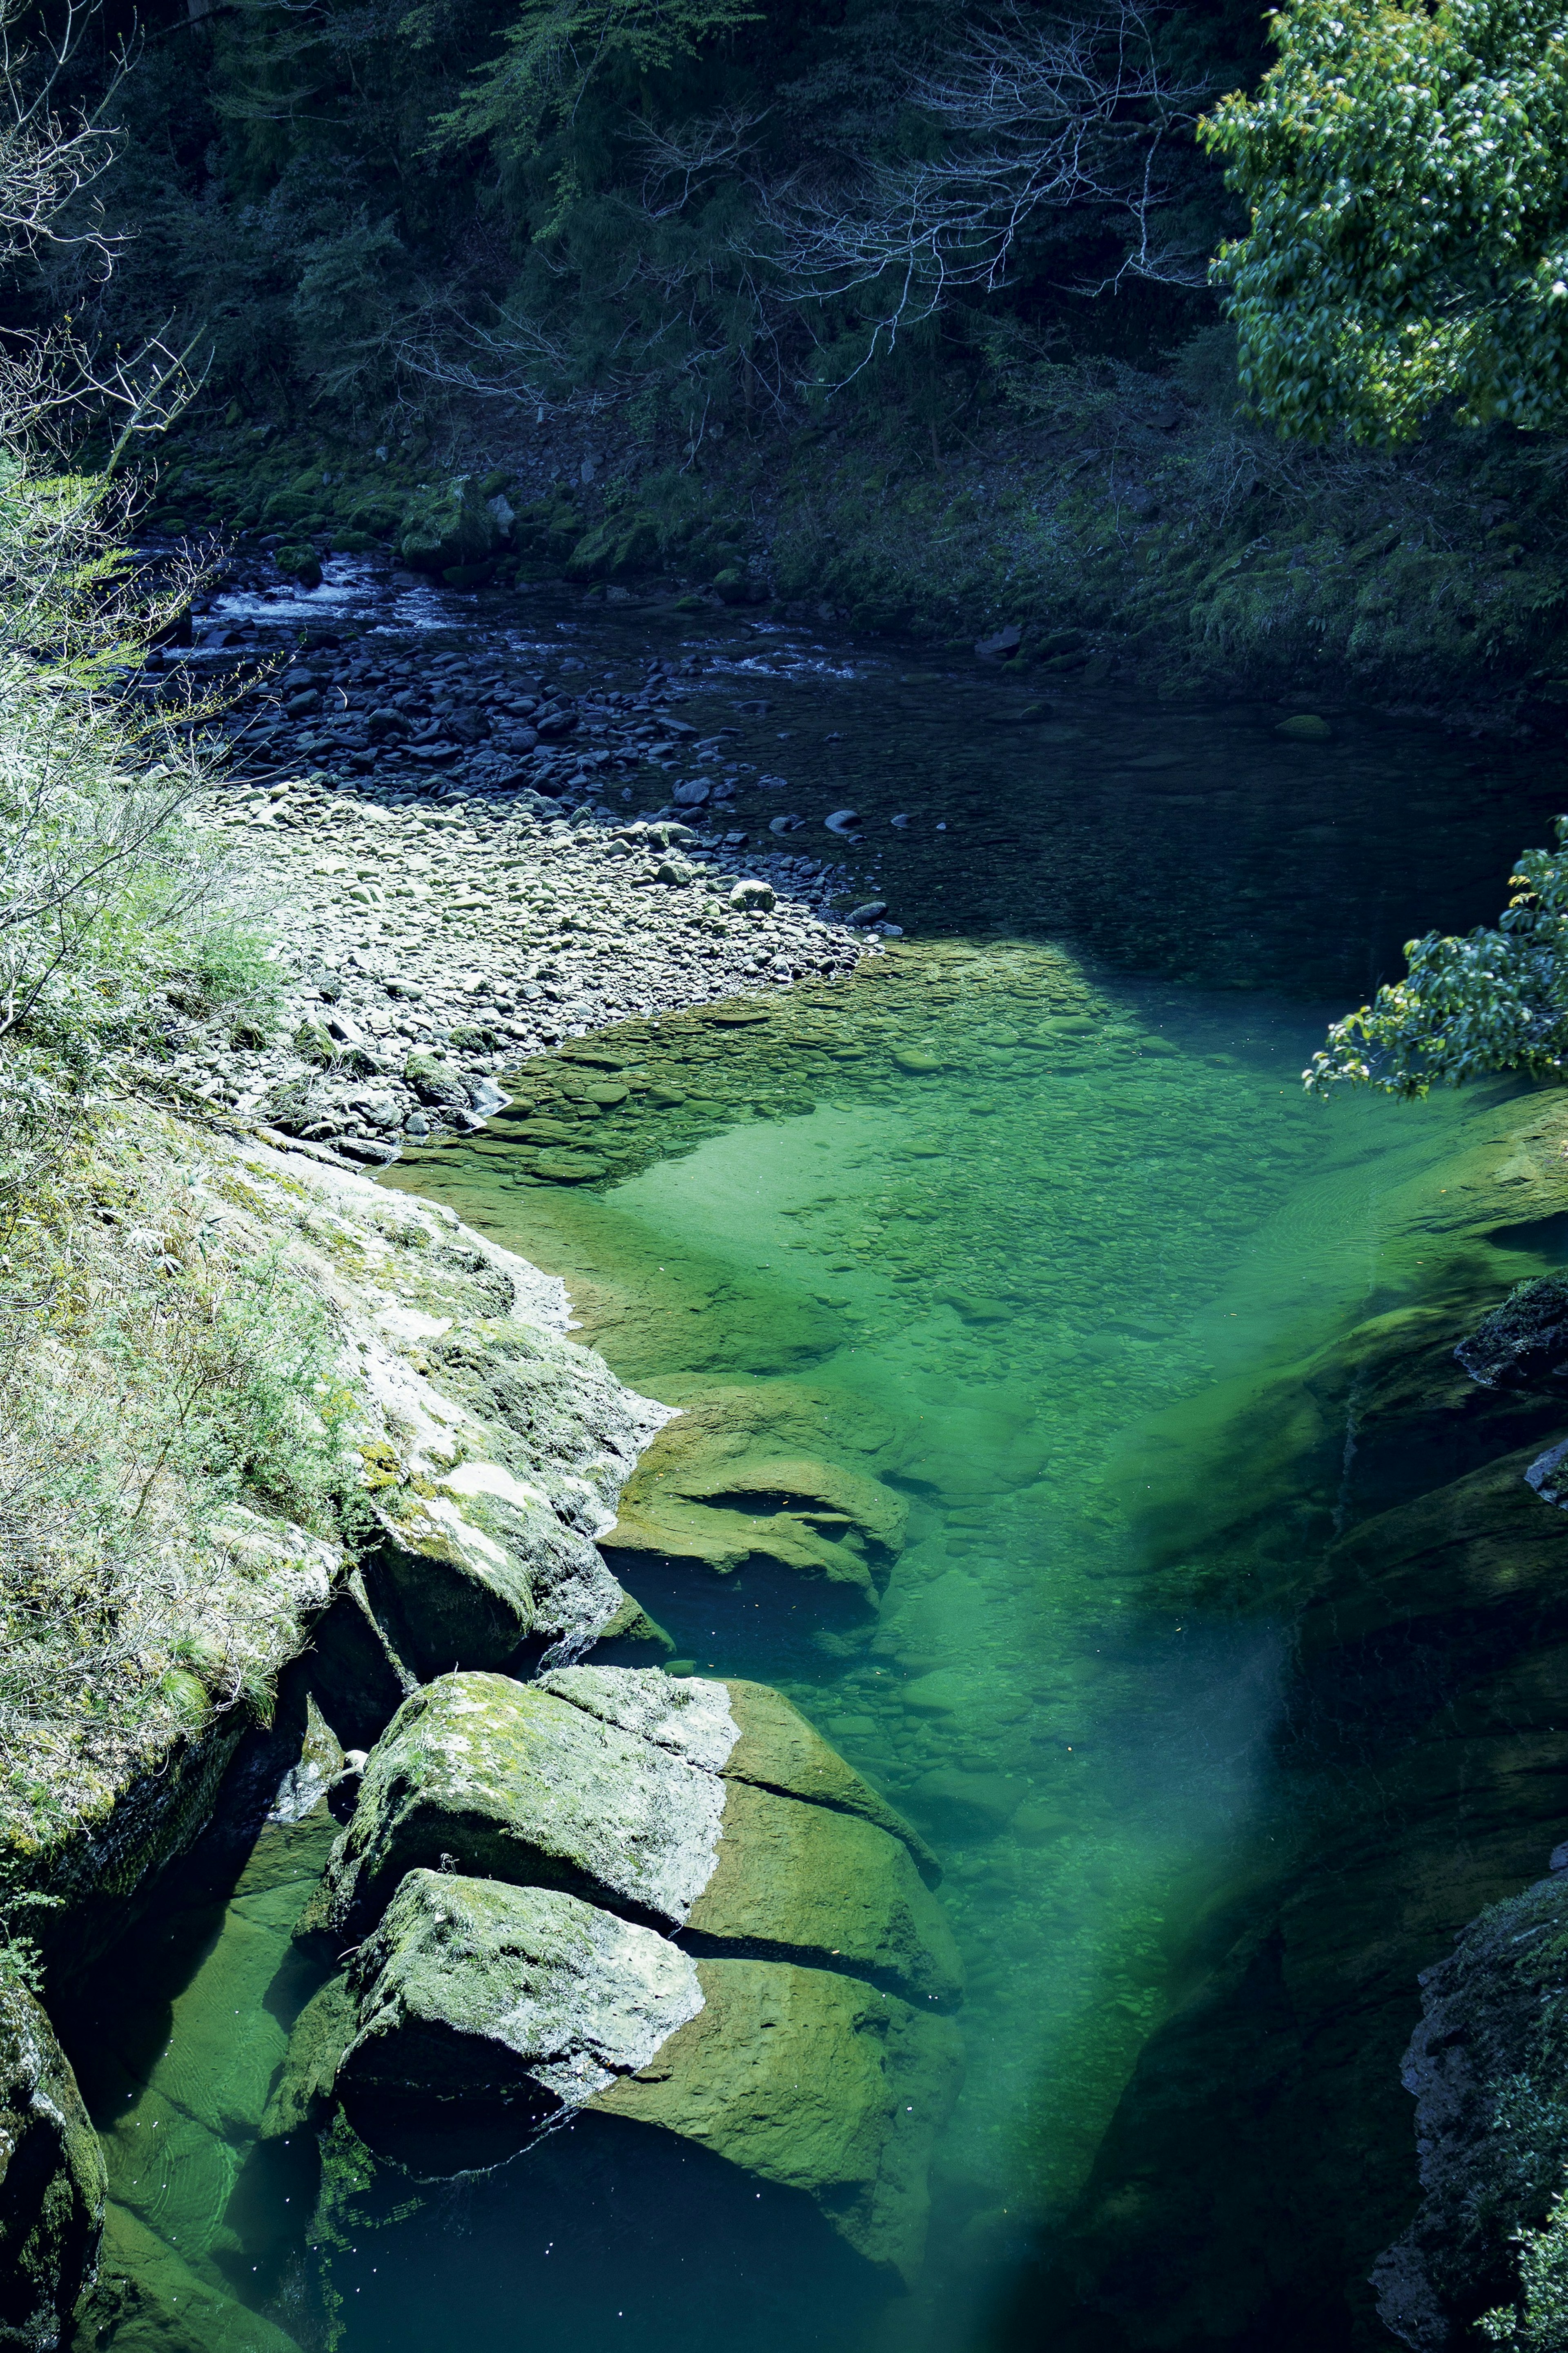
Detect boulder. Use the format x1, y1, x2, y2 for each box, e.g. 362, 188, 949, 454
1455, 1276, 1568, 1393
0, 1983, 104, 2349
564, 515, 659, 582
403, 1052, 474, 1110
398, 478, 501, 575
312, 1670, 962, 2005
280, 1871, 961, 2279
312, 1671, 726, 1938
539, 1667, 941, 1882
358, 1501, 536, 1679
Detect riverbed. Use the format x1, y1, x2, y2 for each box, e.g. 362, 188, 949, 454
61, 567, 1568, 2353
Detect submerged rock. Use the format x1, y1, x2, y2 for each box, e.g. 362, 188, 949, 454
604, 1389, 908, 1609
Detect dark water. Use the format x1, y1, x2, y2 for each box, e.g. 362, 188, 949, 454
63, 569, 1568, 2353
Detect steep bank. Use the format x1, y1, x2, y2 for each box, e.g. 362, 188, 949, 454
2, 1102, 670, 2340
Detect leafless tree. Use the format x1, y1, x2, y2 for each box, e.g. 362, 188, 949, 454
763, 2, 1213, 377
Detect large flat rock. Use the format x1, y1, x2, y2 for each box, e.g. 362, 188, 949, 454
315, 1670, 962, 2006
538, 1667, 942, 1881
282, 1869, 961, 2280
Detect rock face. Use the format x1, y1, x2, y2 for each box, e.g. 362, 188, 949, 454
1456, 1276, 1568, 1393
0, 1982, 105, 2349
289, 1665, 964, 2275
1373, 1863, 1568, 2351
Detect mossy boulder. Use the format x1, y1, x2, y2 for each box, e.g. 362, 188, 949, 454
274, 545, 323, 589
312, 1671, 727, 1938
511, 498, 582, 565
279, 1869, 962, 2279
0, 1983, 105, 2348
540, 1666, 940, 1882
312, 1670, 962, 2006
403, 1051, 473, 1109
398, 478, 501, 575
564, 514, 659, 582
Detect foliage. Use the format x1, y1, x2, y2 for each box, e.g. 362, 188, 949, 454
1305, 819, 1568, 1097
1201, 0, 1568, 442
430, 0, 764, 163
1481, 2186, 1568, 2351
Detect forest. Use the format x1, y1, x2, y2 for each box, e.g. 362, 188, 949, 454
13, 0, 1568, 709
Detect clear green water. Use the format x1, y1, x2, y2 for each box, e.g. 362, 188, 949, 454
60, 606, 1568, 2353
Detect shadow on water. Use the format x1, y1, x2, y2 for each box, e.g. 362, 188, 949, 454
71, 576, 1568, 2353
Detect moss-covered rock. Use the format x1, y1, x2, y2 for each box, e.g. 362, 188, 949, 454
280, 1870, 962, 2280
398, 478, 501, 575
312, 1671, 726, 1938
564, 515, 659, 582
0, 1981, 104, 2347
540, 1667, 940, 1882
313, 1669, 962, 2005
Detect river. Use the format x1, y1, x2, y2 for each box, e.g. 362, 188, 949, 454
58, 568, 1568, 2353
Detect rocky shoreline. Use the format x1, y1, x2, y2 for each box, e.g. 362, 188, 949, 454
129, 564, 890, 1169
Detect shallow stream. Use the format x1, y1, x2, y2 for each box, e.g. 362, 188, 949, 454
62, 576, 1568, 2352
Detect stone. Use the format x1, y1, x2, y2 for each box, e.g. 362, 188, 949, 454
900, 1670, 969, 1717
892, 1047, 943, 1073
1455, 1277, 1568, 1392
539, 1668, 940, 1882
846, 902, 889, 928
0, 1983, 104, 2349
729, 880, 775, 911
314, 1670, 962, 2005
905, 1767, 1022, 1836
403, 1052, 473, 1109
1276, 713, 1333, 740
284, 1871, 961, 2279
532, 1149, 609, 1182
399, 478, 501, 574
825, 810, 861, 835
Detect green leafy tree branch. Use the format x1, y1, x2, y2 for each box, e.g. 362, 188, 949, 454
1199, 0, 1568, 441
1306, 819, 1568, 1095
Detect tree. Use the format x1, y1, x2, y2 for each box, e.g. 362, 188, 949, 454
1200, 0, 1568, 441
1305, 819, 1568, 1096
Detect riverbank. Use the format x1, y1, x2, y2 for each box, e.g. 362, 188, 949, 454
134, 352, 1568, 734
